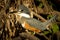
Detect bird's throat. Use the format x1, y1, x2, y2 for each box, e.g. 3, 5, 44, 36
17, 13, 30, 18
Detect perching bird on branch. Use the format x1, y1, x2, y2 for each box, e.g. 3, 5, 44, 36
16, 5, 57, 33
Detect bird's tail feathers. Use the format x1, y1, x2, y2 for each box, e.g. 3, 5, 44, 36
43, 15, 57, 26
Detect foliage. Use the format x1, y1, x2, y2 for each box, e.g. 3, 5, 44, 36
51, 23, 59, 33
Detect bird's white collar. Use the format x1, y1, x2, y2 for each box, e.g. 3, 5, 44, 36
17, 13, 30, 18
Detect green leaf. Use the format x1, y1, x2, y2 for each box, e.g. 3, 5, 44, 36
39, 3, 43, 8
52, 23, 59, 33
43, 29, 52, 35
43, 31, 49, 35
47, 14, 53, 19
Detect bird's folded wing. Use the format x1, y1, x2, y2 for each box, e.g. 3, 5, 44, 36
26, 18, 47, 31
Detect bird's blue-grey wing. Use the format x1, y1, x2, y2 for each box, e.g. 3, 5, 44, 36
26, 18, 47, 31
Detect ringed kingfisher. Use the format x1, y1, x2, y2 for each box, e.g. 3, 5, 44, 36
15, 5, 57, 33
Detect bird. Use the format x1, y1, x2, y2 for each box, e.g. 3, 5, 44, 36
15, 5, 57, 33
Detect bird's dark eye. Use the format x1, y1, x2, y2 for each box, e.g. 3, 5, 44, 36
19, 9, 23, 12
21, 10, 23, 12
